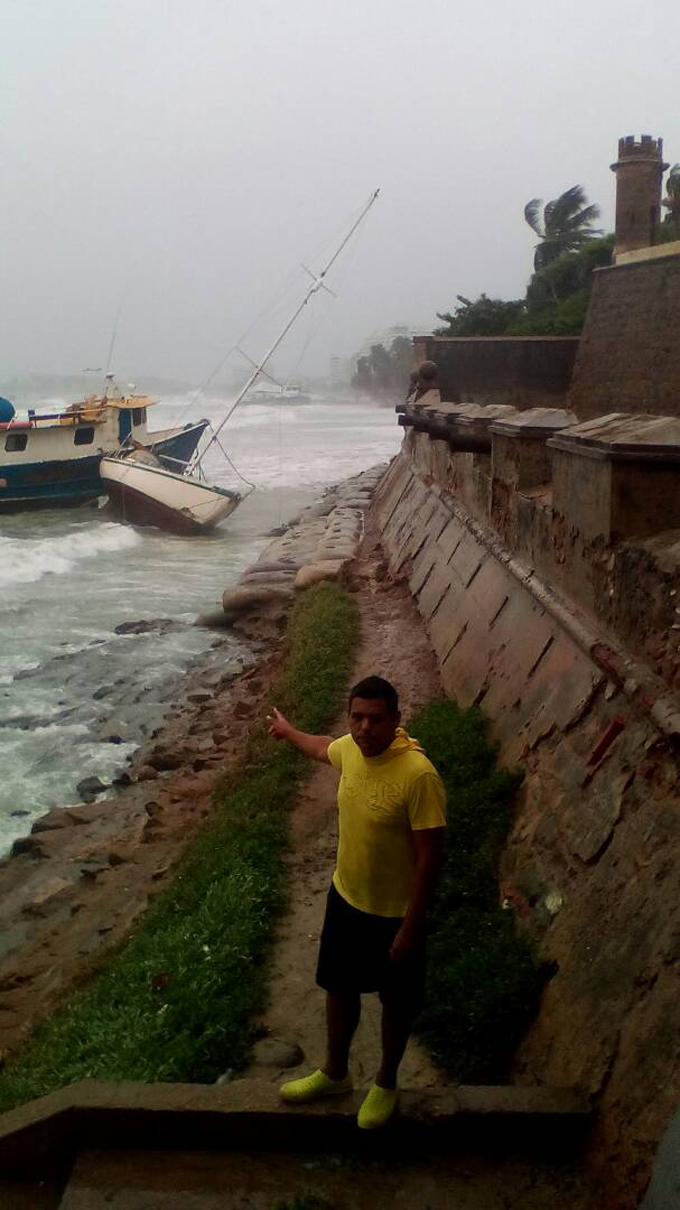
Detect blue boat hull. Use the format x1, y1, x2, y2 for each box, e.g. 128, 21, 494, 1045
0, 421, 209, 514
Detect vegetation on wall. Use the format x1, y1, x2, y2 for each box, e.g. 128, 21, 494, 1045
408, 699, 549, 1083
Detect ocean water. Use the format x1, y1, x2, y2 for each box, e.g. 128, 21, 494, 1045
0, 395, 400, 852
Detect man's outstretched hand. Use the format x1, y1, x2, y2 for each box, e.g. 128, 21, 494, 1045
266, 709, 332, 763
267, 707, 291, 741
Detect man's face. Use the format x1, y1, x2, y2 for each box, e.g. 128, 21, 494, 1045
349, 696, 399, 757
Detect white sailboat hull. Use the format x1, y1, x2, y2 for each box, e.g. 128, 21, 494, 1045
100, 457, 241, 534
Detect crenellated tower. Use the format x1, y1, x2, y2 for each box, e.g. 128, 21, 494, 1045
610, 134, 669, 256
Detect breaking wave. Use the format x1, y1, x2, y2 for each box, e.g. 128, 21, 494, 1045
0, 523, 142, 589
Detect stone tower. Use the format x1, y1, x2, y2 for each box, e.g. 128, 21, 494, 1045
610, 134, 669, 256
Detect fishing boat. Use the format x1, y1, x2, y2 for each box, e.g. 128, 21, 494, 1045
0, 378, 208, 514
100, 190, 380, 535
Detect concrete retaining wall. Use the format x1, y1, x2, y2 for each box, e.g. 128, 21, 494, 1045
374, 445, 680, 1210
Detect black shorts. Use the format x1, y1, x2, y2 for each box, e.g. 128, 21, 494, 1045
316, 883, 426, 1005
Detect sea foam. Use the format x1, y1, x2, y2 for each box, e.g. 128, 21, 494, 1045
0, 523, 142, 589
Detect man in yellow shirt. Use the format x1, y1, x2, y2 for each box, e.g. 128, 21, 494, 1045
267, 675, 446, 1129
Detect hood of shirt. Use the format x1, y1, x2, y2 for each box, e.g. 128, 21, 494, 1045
360, 725, 424, 763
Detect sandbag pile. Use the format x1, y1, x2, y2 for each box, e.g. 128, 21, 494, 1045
203, 463, 387, 629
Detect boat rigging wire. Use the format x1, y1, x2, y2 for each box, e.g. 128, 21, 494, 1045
190, 187, 380, 474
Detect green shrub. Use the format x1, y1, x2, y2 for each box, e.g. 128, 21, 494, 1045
409, 699, 548, 1082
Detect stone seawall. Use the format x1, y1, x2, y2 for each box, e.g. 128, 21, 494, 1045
373, 442, 680, 1209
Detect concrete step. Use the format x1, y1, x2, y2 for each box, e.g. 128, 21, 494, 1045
0, 1077, 594, 1208
56, 1145, 597, 1209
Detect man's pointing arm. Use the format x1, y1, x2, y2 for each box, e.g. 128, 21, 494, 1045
267, 707, 333, 764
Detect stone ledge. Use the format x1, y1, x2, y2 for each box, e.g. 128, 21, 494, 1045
0, 1078, 592, 1175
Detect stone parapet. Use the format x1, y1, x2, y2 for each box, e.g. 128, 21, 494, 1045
413, 335, 579, 410
396, 411, 680, 692
550, 413, 680, 542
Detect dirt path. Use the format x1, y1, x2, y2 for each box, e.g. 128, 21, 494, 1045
244, 524, 449, 1091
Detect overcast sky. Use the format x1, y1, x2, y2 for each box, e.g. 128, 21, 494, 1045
1, 0, 678, 386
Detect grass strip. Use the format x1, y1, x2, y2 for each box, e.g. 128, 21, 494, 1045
409, 699, 549, 1083
0, 583, 358, 1112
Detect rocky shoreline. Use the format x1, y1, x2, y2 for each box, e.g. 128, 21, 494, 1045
0, 464, 387, 1055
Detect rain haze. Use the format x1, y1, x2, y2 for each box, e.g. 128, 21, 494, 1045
1, 0, 679, 387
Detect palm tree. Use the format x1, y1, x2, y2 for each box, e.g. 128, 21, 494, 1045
662, 164, 680, 238
524, 185, 602, 270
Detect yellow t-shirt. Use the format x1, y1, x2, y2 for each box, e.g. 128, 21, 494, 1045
326, 727, 447, 918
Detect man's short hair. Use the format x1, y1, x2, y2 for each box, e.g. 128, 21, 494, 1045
348, 676, 399, 715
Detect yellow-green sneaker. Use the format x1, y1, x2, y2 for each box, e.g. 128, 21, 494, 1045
280, 1068, 353, 1104
357, 1083, 398, 1129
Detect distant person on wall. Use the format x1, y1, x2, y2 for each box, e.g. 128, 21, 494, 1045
266, 675, 446, 1130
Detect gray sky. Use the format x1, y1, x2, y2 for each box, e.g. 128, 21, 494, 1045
1, 0, 678, 385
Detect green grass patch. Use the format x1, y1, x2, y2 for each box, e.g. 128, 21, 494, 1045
409, 699, 548, 1083
0, 583, 358, 1112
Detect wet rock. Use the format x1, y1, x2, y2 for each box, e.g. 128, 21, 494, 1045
76, 776, 109, 803
65, 803, 109, 827
32, 808, 74, 834
9, 810, 30, 819
108, 852, 126, 867
21, 876, 73, 917
148, 748, 184, 772
137, 765, 159, 782
251, 1036, 304, 1068
195, 610, 234, 630
11, 836, 47, 859
112, 771, 133, 787
80, 861, 107, 880
114, 618, 177, 636
188, 692, 212, 704
92, 684, 116, 701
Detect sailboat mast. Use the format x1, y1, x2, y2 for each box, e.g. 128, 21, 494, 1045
192, 188, 380, 472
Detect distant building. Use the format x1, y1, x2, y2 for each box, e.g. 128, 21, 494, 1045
356, 324, 431, 360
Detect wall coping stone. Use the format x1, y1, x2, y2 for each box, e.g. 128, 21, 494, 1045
549, 413, 680, 463
456, 405, 519, 432
593, 247, 680, 275
490, 408, 578, 439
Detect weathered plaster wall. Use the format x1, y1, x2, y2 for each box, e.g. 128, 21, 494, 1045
413, 336, 579, 409
569, 252, 680, 419
373, 435, 680, 1210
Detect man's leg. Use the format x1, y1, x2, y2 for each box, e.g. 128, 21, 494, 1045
375, 990, 417, 1089
323, 990, 361, 1081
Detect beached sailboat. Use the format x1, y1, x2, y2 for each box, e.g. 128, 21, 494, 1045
0, 377, 208, 514
99, 190, 380, 535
